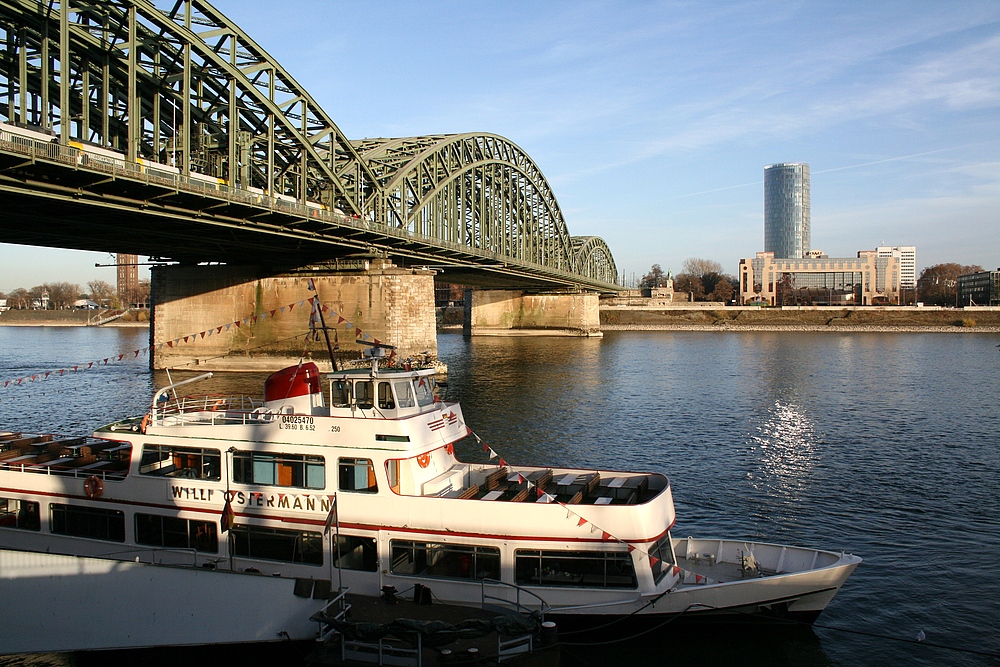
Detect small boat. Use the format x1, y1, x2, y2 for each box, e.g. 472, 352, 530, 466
0, 357, 860, 651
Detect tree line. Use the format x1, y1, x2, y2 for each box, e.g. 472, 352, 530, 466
0, 279, 150, 310
639, 258, 738, 303
916, 263, 984, 306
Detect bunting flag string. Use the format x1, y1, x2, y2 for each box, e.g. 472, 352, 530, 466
1, 294, 409, 391
468, 429, 717, 586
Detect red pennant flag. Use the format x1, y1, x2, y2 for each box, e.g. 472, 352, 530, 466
73, 365, 79, 371
200, 332, 206, 339
498, 458, 507, 467
103, 358, 109, 365
288, 303, 295, 312
649, 556, 660, 568
166, 341, 174, 348
87, 362, 94, 369
517, 474, 526, 484
118, 354, 125, 361
251, 316, 259, 324
627, 544, 636, 552
216, 326, 223, 334
270, 309, 277, 317
31, 375, 38, 382
536, 487, 544, 498
44, 372, 51, 378
321, 305, 329, 312
577, 517, 587, 527
183, 336, 190, 343
337, 316, 345, 324
602, 531, 611, 541
482, 442, 489, 453
672, 566, 681, 576
374, 338, 381, 345
695, 574, 703, 583
355, 328, 362, 338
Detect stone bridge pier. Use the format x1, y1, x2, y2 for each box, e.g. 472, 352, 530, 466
150, 260, 437, 371
464, 289, 602, 337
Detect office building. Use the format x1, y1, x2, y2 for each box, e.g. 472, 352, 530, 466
739, 250, 900, 306
764, 163, 810, 258
876, 246, 916, 289
957, 269, 1000, 307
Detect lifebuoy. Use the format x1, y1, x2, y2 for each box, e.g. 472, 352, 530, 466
84, 475, 104, 499
139, 413, 150, 434
416, 453, 430, 468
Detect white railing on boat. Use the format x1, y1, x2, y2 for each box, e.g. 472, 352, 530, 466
480, 578, 550, 622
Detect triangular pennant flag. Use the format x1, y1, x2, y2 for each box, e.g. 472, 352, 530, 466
166, 341, 174, 348
672, 566, 681, 576
269, 309, 277, 317
488, 448, 498, 459
280, 306, 286, 313
200, 331, 206, 339
87, 362, 94, 369
498, 458, 508, 467
216, 326, 224, 334
649, 556, 660, 568
602, 531, 611, 541
577, 517, 587, 527
355, 328, 362, 338
362, 332, 371, 341
628, 544, 636, 552
374, 339, 381, 346
288, 303, 295, 312
251, 315, 258, 324
259, 312, 268, 320
337, 316, 345, 324
695, 574, 704, 584
517, 474, 526, 484
103, 358, 109, 365
118, 354, 125, 361
183, 336, 190, 343
224, 324, 231, 331
482, 442, 489, 453
536, 487, 545, 498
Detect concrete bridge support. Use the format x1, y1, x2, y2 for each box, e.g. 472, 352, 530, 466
150, 260, 437, 371
464, 290, 602, 337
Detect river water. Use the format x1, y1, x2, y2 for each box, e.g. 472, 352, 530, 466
1, 326, 999, 666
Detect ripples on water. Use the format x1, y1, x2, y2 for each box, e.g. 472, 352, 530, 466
2, 327, 999, 666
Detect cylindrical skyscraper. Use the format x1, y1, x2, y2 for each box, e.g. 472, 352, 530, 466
764, 163, 810, 258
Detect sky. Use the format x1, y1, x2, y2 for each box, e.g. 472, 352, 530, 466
2, 0, 998, 292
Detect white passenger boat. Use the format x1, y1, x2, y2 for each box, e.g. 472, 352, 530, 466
0, 358, 860, 648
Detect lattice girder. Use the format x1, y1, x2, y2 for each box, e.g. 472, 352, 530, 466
0, 0, 377, 215
356, 133, 576, 272
572, 236, 618, 285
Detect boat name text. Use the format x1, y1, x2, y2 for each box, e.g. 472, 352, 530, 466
169, 486, 333, 513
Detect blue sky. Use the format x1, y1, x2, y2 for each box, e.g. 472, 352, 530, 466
2, 0, 998, 292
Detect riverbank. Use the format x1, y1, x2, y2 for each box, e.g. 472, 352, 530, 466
600, 305, 1000, 332
0, 310, 148, 327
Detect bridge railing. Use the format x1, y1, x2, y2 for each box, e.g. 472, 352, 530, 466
0, 129, 618, 290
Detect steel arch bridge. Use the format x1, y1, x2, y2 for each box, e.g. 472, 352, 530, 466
0, 0, 620, 290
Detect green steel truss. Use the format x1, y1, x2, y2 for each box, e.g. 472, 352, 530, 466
0, 0, 619, 288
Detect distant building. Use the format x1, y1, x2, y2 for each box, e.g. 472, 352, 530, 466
764, 163, 810, 259
739, 250, 900, 306
876, 246, 916, 289
957, 269, 1000, 307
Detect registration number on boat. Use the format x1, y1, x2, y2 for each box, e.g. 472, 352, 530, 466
279, 415, 315, 431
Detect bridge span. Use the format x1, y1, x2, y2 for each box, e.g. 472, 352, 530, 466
0, 0, 620, 365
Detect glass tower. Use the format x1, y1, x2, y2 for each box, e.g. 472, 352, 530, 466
764, 163, 810, 258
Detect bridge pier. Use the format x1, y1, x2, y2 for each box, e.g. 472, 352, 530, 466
463, 290, 602, 337
150, 260, 437, 371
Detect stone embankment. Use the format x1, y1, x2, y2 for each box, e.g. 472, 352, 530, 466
600, 306, 1000, 333
0, 309, 149, 326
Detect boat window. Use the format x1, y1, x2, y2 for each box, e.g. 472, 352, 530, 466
231, 524, 322, 565
330, 380, 350, 408
339, 458, 378, 493
386, 460, 400, 494
0, 498, 40, 531
334, 534, 378, 571
139, 444, 221, 480
390, 540, 499, 581
393, 381, 415, 408
515, 549, 637, 589
135, 513, 218, 553
414, 376, 435, 407
649, 534, 674, 584
354, 381, 374, 409
50, 503, 125, 543
377, 382, 395, 410
233, 451, 325, 489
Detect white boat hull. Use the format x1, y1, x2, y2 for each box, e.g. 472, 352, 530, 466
0, 549, 326, 655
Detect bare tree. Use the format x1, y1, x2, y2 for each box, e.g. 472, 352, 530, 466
43, 282, 81, 309
87, 280, 116, 307
7, 288, 28, 309
917, 263, 983, 306
682, 258, 724, 277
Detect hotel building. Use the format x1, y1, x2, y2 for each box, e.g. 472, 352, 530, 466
764, 163, 810, 259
